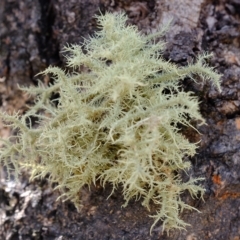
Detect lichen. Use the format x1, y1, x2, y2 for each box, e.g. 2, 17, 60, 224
0, 12, 221, 233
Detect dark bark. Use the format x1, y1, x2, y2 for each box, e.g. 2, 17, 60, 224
0, 0, 240, 239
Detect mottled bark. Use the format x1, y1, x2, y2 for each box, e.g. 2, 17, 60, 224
0, 0, 240, 239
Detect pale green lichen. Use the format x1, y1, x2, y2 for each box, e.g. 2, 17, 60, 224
0, 12, 221, 233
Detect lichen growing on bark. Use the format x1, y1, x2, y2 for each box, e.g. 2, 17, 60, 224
0, 12, 221, 233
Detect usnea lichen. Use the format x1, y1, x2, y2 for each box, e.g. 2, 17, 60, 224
0, 13, 221, 233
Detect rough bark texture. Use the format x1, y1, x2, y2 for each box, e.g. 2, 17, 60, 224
0, 0, 240, 239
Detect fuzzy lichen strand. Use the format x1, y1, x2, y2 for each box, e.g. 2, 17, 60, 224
0, 12, 221, 233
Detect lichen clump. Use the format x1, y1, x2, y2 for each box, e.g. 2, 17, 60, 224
0, 13, 221, 232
